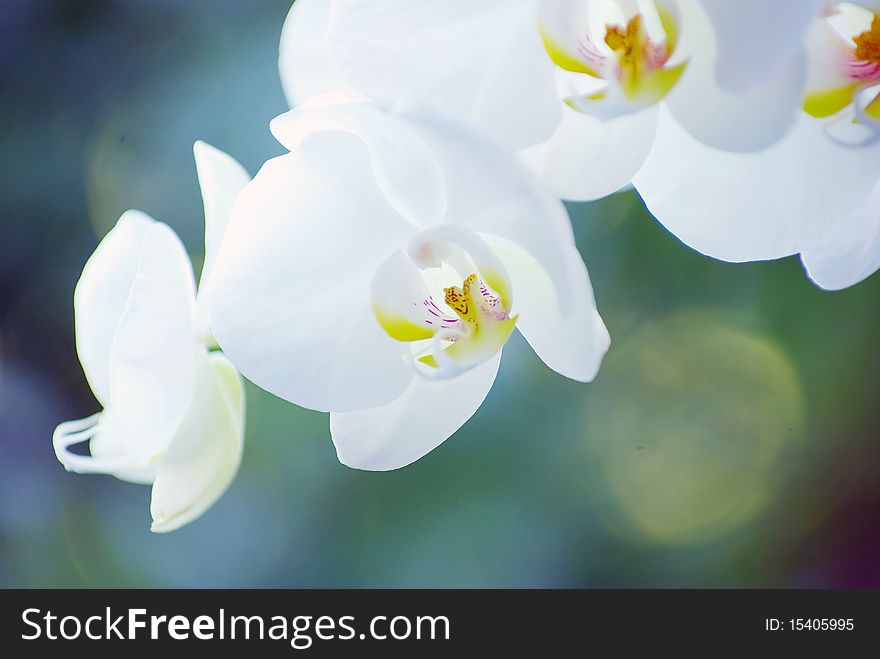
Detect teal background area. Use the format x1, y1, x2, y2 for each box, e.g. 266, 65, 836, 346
1, 0, 878, 587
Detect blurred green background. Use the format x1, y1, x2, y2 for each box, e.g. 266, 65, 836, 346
1, 0, 878, 588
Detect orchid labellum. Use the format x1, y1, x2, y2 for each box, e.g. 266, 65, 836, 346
53, 143, 249, 532
209, 96, 609, 471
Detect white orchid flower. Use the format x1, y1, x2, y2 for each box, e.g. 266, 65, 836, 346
803, 3, 880, 121
279, 0, 813, 201
634, 2, 880, 290
53, 142, 250, 532
209, 96, 610, 471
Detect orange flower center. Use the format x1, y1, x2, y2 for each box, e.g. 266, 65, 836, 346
854, 16, 880, 63
604, 15, 647, 73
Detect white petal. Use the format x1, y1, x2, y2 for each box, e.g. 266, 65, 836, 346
192, 141, 250, 339
802, 177, 880, 290
328, 0, 561, 148
486, 235, 609, 382
667, 0, 806, 151
634, 104, 880, 264
538, 0, 606, 77
370, 249, 438, 343
804, 15, 854, 95
108, 221, 197, 459
73, 210, 154, 407
150, 351, 245, 533
330, 351, 501, 471
519, 102, 658, 200
210, 132, 416, 413
277, 99, 579, 306
270, 97, 447, 225
695, 0, 824, 92
408, 110, 581, 310
279, 0, 354, 107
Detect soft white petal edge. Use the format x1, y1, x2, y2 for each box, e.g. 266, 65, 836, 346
193, 140, 251, 339
107, 221, 197, 457
270, 98, 448, 225
150, 352, 245, 533
279, 0, 354, 107
330, 351, 502, 471
802, 177, 880, 290
634, 104, 880, 264
73, 210, 155, 407
486, 236, 610, 382
518, 103, 659, 201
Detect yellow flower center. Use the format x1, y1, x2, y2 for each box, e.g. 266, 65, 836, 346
443, 273, 504, 331
604, 15, 647, 75
417, 273, 516, 372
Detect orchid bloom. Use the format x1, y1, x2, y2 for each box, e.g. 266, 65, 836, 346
53, 142, 250, 532
804, 3, 880, 122
209, 96, 609, 471
279, 0, 812, 201
634, 2, 880, 291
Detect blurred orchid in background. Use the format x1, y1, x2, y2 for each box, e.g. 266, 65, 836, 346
209, 96, 609, 470
52, 142, 249, 532
283, 0, 880, 290
282, 0, 814, 201
635, 1, 880, 290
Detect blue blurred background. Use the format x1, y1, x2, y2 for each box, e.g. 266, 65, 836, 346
1, 0, 878, 588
